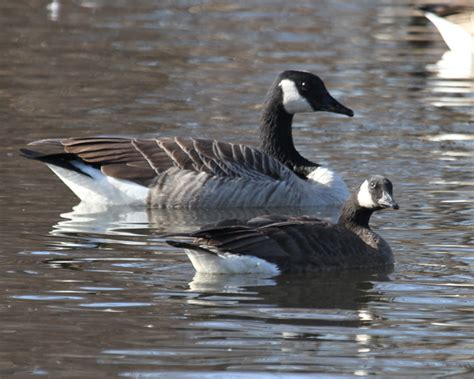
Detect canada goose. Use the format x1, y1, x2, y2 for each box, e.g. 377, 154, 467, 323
166, 175, 399, 275
21, 71, 353, 208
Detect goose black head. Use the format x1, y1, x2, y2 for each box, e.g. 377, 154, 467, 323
357, 175, 399, 211
277, 70, 354, 117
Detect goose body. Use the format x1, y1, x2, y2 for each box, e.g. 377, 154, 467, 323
21, 71, 353, 209
167, 175, 399, 275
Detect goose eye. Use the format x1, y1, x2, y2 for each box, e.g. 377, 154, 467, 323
370, 181, 376, 189
300, 81, 307, 90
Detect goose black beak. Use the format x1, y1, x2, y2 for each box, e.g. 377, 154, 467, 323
316, 94, 354, 117
378, 194, 399, 210
391, 202, 400, 210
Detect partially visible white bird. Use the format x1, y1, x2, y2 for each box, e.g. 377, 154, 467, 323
420, 4, 474, 77
46, 0, 60, 21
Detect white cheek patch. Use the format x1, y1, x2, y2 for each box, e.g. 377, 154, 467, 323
357, 180, 377, 208
279, 79, 313, 114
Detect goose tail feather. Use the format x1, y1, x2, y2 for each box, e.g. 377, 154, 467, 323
20, 148, 148, 205
166, 240, 217, 255
20, 148, 92, 177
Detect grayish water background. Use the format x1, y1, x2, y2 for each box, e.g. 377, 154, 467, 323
0, 0, 473, 377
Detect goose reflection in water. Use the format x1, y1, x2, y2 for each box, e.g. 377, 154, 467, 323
51, 201, 341, 237
185, 270, 392, 341
188, 270, 391, 309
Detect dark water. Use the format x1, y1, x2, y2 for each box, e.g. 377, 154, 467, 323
1, 0, 473, 377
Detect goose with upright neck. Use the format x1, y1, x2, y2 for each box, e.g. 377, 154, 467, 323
260, 71, 353, 178
21, 70, 353, 208
166, 175, 399, 275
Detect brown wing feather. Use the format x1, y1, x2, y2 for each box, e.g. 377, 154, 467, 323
157, 138, 194, 170
101, 164, 158, 182
27, 137, 159, 185
26, 136, 294, 186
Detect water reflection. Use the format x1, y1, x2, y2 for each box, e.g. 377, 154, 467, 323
430, 51, 473, 79
189, 270, 391, 311
52, 201, 342, 237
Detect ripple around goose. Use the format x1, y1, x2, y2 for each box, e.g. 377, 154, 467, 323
166, 175, 399, 275
21, 70, 354, 208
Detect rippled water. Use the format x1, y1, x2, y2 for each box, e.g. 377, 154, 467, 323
1, 0, 473, 377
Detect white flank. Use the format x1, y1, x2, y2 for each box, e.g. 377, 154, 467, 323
46, 162, 147, 206
185, 250, 280, 275
305, 166, 349, 204
307, 167, 348, 191
357, 180, 377, 208
279, 79, 313, 114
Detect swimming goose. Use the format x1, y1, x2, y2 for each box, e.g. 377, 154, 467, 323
21, 70, 354, 208
166, 175, 399, 275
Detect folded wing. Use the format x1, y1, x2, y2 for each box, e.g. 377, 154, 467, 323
26, 136, 295, 186
186, 216, 354, 271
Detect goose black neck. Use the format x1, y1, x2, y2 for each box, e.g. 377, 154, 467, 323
338, 194, 375, 229
259, 90, 319, 177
